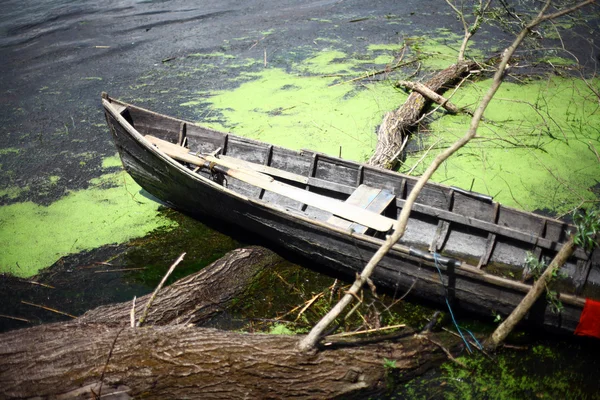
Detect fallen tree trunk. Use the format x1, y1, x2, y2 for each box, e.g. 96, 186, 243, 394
80, 246, 281, 326
0, 247, 459, 399
0, 323, 455, 399
368, 61, 477, 169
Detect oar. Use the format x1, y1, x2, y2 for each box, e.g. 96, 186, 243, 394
145, 135, 394, 232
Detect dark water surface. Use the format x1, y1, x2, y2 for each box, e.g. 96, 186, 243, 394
1, 1, 600, 398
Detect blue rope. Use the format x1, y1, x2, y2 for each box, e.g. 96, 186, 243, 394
432, 252, 482, 353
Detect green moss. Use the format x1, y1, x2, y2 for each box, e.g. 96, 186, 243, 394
314, 37, 343, 45
81, 77, 103, 81
403, 76, 600, 214
0, 172, 174, 277
122, 209, 239, 287
397, 345, 597, 399
370, 54, 396, 65
48, 175, 60, 184
410, 36, 485, 70
268, 323, 295, 335
543, 21, 575, 40
231, 58, 259, 68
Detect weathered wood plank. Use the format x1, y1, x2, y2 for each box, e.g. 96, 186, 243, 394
315, 158, 358, 186
478, 202, 500, 269
219, 154, 309, 184
399, 199, 588, 260
328, 185, 395, 234
178, 122, 187, 146
429, 189, 454, 252
113, 103, 127, 115
270, 149, 312, 176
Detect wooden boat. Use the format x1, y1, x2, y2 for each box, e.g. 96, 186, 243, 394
102, 93, 600, 336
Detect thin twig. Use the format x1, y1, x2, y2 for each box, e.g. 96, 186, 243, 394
446, 0, 492, 62
406, 139, 443, 175
138, 253, 185, 327
329, 279, 338, 303
21, 301, 76, 319
326, 323, 406, 338
94, 268, 147, 273
538, 0, 595, 22
343, 298, 363, 322
295, 293, 323, 321
330, 59, 417, 87
130, 296, 136, 328
0, 314, 30, 323
588, 141, 600, 163
22, 280, 55, 289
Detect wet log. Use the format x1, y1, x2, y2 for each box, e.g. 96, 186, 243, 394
0, 246, 459, 399
80, 246, 282, 326
0, 322, 454, 399
368, 61, 477, 169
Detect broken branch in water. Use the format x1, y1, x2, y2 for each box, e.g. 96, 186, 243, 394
21, 280, 54, 289
21, 301, 76, 319
0, 314, 30, 323
395, 80, 468, 115
326, 323, 406, 338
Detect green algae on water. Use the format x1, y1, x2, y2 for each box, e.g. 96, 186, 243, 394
182, 50, 409, 161
404, 76, 600, 214
101, 154, 123, 169
0, 171, 174, 277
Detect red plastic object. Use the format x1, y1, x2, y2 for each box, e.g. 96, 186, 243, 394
575, 298, 600, 339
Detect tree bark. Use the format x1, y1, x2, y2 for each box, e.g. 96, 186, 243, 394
80, 246, 282, 326
0, 322, 456, 399
368, 61, 476, 169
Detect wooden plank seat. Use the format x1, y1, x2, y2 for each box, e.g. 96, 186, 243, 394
327, 184, 395, 234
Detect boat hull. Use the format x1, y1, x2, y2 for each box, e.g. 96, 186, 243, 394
103, 95, 599, 335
